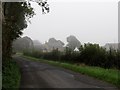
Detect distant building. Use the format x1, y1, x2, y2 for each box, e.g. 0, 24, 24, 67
74, 47, 79, 52
43, 48, 48, 53
104, 43, 118, 51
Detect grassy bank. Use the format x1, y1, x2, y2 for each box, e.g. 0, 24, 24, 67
23, 55, 120, 87
2, 59, 21, 89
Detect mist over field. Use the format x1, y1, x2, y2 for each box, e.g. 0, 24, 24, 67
22, 0, 118, 46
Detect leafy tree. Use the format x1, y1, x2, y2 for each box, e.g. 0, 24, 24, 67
61, 47, 73, 62
23, 42, 120, 69
66, 35, 81, 50
2, 2, 34, 62
2, 1, 49, 88
13, 36, 34, 52
2, 0, 49, 62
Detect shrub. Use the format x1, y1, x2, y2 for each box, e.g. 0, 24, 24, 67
23, 43, 120, 69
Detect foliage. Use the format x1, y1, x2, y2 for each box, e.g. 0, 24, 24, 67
13, 36, 34, 52
2, 2, 34, 62
2, 2, 35, 88
66, 35, 81, 50
23, 43, 120, 69
2, 59, 21, 89
80, 44, 107, 68
2, 1, 49, 88
2, 0, 50, 60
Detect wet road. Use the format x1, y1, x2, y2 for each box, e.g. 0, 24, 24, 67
13, 55, 118, 90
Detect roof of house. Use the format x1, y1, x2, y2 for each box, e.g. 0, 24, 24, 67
74, 47, 79, 51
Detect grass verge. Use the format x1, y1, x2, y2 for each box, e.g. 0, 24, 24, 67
23, 55, 120, 87
2, 59, 21, 89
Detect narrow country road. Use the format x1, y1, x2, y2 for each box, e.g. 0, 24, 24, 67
13, 55, 118, 90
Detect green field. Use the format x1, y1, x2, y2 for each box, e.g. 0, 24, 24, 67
23, 55, 120, 87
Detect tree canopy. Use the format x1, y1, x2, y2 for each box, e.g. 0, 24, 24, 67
2, 0, 49, 61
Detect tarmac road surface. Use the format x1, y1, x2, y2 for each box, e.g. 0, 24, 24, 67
13, 55, 118, 90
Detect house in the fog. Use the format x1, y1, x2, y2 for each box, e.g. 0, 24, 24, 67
74, 47, 79, 52
104, 43, 118, 51
43, 48, 48, 52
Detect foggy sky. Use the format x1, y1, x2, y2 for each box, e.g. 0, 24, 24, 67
22, 0, 118, 46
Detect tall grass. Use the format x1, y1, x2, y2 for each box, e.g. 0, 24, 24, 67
2, 59, 21, 89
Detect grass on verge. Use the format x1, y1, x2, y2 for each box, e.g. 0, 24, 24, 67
2, 59, 21, 89
23, 55, 120, 87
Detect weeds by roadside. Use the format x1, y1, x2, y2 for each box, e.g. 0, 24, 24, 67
2, 59, 21, 89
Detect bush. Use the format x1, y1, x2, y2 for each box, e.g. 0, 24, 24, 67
23, 43, 120, 69
2, 59, 21, 89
